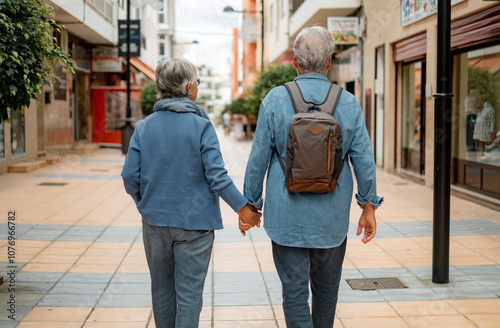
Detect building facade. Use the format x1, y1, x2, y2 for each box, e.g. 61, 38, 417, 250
363, 0, 500, 201
0, 0, 172, 174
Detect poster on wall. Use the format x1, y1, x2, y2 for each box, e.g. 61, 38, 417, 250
327, 17, 359, 44
92, 47, 122, 72
401, 0, 465, 26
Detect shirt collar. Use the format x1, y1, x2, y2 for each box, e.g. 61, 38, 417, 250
294, 73, 329, 82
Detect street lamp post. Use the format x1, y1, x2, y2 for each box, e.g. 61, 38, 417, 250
432, 0, 453, 284
121, 0, 134, 155
223, 2, 264, 72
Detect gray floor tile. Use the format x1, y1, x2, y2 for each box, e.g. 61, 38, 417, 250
0, 282, 55, 294
0, 292, 45, 307
214, 292, 270, 306
39, 293, 100, 307
110, 273, 151, 284
59, 273, 114, 283
214, 280, 267, 294
97, 292, 152, 307
49, 282, 107, 295
107, 283, 151, 295
15, 272, 64, 283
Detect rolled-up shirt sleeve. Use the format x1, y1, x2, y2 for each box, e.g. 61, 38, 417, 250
348, 108, 384, 209
244, 103, 274, 210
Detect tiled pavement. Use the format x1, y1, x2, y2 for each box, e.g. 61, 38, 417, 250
1, 128, 499, 328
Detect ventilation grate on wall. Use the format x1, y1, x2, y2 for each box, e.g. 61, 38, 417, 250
346, 277, 408, 291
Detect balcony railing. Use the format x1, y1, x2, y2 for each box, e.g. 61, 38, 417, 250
87, 0, 114, 21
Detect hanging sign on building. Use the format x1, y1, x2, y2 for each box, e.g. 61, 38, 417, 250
401, 0, 465, 26
92, 47, 122, 72
118, 20, 141, 57
240, 16, 260, 42
327, 17, 359, 44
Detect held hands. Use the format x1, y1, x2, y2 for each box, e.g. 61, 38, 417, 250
237, 204, 262, 236
356, 203, 377, 244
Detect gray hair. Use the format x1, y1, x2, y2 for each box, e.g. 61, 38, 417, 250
155, 58, 198, 99
293, 26, 335, 73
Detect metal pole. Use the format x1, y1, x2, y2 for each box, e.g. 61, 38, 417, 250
126, 0, 131, 123
121, 0, 134, 155
432, 0, 453, 284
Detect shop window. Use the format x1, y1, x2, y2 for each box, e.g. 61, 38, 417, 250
452, 45, 500, 198
401, 60, 425, 175
105, 92, 140, 131
11, 109, 25, 156
0, 121, 5, 158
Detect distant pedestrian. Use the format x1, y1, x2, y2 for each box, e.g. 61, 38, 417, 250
242, 26, 383, 328
121, 58, 261, 328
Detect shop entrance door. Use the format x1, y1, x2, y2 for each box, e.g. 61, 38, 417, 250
92, 87, 142, 145
401, 60, 426, 175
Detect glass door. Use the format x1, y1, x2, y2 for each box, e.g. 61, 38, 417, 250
401, 60, 426, 175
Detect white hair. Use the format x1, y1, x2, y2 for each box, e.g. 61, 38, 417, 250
293, 26, 336, 73
155, 58, 198, 99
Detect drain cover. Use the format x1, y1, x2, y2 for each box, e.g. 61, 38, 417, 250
38, 182, 67, 186
346, 277, 407, 291
91, 169, 109, 172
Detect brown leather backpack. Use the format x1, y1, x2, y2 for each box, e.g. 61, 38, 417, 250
275, 81, 343, 193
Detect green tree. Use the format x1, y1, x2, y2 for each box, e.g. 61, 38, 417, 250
140, 81, 157, 116
245, 64, 297, 117
0, 0, 75, 122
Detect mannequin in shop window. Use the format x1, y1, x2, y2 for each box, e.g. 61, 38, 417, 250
473, 101, 496, 155
465, 88, 482, 151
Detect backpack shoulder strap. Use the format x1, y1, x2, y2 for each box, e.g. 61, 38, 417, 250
284, 81, 312, 114
318, 84, 343, 115
284, 81, 343, 115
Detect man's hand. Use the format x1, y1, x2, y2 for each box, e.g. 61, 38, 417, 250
237, 204, 262, 236
356, 203, 376, 244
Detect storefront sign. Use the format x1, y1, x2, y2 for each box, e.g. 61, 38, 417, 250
401, 0, 465, 26
118, 20, 141, 57
327, 17, 359, 44
92, 47, 122, 72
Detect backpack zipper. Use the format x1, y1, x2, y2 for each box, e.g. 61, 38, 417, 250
327, 131, 333, 173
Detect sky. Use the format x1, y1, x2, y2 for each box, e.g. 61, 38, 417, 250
174, 0, 243, 75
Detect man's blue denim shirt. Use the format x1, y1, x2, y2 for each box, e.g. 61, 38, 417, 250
244, 73, 384, 248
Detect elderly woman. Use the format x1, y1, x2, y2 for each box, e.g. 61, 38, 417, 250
121, 58, 260, 328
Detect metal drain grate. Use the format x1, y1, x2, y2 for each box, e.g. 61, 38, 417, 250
38, 182, 67, 186
91, 169, 109, 172
346, 277, 407, 291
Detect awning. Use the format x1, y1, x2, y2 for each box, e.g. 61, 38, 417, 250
130, 58, 156, 81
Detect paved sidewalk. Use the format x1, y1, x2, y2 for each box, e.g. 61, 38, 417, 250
0, 128, 499, 328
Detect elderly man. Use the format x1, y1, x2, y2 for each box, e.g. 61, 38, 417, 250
243, 26, 383, 328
